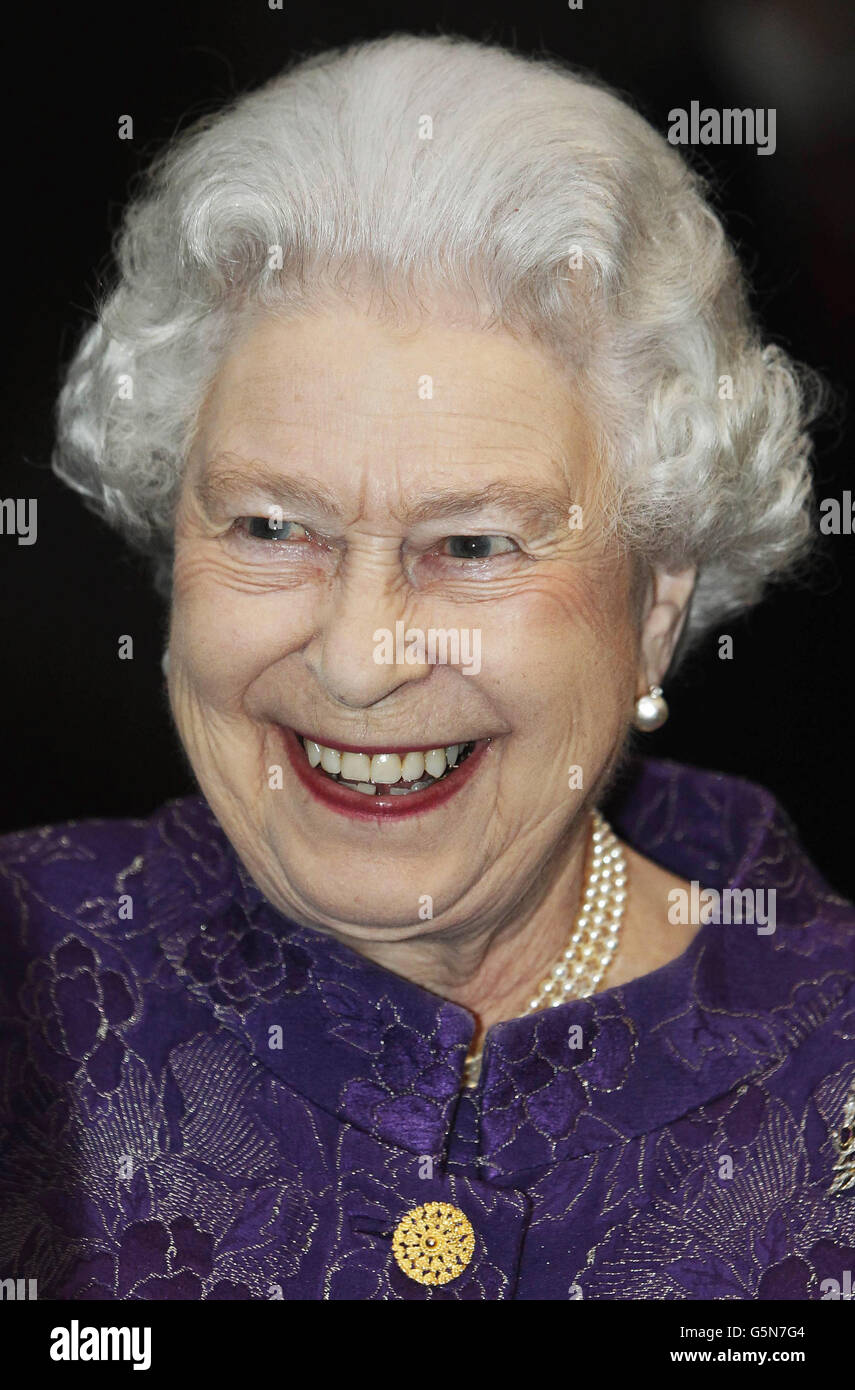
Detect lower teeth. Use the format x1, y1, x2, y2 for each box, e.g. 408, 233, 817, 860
340, 776, 438, 796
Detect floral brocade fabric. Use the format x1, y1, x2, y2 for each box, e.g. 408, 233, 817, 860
1, 757, 854, 1300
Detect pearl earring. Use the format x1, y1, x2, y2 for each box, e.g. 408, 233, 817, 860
161, 646, 171, 677
634, 684, 668, 732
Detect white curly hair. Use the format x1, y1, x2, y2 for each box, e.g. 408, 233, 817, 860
52, 31, 824, 654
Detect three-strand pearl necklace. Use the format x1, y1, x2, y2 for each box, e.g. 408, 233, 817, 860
463, 809, 628, 1089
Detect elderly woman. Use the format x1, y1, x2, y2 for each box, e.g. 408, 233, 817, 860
1, 33, 853, 1302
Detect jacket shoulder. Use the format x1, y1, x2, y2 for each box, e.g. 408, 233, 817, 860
0, 799, 201, 955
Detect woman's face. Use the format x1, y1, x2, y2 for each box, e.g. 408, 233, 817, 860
168, 303, 658, 943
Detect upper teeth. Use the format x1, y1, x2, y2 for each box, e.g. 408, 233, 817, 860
303, 739, 462, 785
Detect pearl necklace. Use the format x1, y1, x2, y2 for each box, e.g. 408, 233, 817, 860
462, 809, 627, 1089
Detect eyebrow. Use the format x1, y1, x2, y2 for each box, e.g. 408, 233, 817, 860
194, 461, 342, 520
402, 482, 573, 531
194, 457, 574, 532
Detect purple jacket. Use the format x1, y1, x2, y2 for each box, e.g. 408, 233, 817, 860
1, 757, 854, 1300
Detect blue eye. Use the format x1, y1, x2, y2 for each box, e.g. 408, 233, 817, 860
241, 518, 309, 541
443, 535, 516, 559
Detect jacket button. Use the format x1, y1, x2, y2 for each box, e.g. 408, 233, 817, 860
391, 1201, 475, 1286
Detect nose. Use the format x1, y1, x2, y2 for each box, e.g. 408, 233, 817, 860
304, 545, 431, 709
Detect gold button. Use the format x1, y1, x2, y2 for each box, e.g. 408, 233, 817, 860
391, 1201, 475, 1286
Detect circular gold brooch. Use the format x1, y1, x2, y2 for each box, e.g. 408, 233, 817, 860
391, 1201, 476, 1286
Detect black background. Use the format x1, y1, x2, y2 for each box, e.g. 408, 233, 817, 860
2, 1, 853, 891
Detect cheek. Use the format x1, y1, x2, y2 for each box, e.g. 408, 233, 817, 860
169, 550, 306, 706
480, 566, 639, 718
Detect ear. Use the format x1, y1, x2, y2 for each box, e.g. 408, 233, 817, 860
637, 567, 696, 694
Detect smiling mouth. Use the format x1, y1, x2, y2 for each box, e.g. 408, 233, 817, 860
298, 735, 478, 796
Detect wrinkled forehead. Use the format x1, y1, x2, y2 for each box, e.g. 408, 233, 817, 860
185, 307, 599, 518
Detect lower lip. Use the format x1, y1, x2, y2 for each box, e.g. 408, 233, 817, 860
278, 726, 490, 820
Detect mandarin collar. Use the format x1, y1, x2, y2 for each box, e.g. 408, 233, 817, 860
143, 758, 855, 1178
